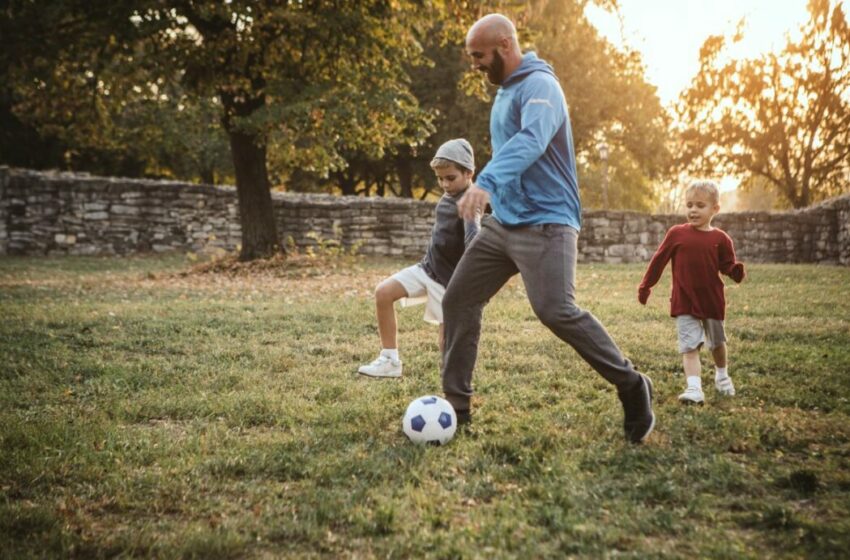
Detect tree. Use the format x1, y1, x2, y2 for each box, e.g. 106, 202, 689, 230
2, 1, 438, 260
142, 2, 442, 259
297, 0, 671, 209
1, 2, 147, 176
281, 15, 493, 201
401, 25, 493, 200
528, 0, 672, 211
678, 0, 850, 208
1, 2, 233, 182
728, 176, 785, 211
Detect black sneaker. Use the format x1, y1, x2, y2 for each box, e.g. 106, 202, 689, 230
455, 409, 472, 427
618, 373, 655, 444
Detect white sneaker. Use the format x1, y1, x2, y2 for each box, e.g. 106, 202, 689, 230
358, 355, 402, 378
678, 386, 705, 404
715, 376, 736, 396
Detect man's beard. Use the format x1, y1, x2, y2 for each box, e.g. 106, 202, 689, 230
486, 49, 505, 85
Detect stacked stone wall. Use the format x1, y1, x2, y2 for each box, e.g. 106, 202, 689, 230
1, 167, 848, 265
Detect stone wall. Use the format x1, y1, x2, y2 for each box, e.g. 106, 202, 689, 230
0, 167, 436, 259
1, 167, 848, 265
578, 198, 849, 265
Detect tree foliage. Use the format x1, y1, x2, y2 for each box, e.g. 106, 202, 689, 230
1, 1, 233, 181
678, 0, 850, 208
287, 22, 493, 200
142, 1, 442, 258
2, 0, 677, 263
2, 1, 443, 259
290, 0, 671, 210
530, 0, 671, 211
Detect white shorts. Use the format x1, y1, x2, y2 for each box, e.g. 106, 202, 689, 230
391, 264, 446, 325
676, 314, 727, 353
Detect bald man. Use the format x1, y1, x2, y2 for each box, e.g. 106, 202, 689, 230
441, 14, 655, 443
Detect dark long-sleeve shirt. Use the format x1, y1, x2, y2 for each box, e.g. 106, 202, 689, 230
638, 224, 745, 320
421, 190, 480, 287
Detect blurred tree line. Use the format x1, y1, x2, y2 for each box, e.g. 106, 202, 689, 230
0, 1, 670, 257
1, 1, 847, 259
677, 0, 850, 209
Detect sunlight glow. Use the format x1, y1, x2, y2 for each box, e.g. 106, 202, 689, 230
585, 0, 810, 107
719, 177, 739, 192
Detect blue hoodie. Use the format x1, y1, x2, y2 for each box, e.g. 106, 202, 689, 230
475, 52, 581, 229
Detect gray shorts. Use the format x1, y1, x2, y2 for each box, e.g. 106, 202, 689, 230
676, 314, 726, 353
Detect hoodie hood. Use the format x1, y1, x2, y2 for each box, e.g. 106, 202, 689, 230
502, 52, 556, 87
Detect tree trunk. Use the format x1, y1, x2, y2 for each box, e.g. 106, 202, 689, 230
228, 128, 279, 260
335, 170, 358, 196
396, 153, 413, 198
800, 177, 811, 208
200, 167, 215, 185
220, 86, 280, 261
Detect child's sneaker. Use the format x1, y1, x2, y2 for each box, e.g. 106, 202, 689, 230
358, 355, 402, 378
678, 386, 705, 404
715, 376, 736, 396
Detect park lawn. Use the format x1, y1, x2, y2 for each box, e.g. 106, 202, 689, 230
1, 253, 849, 559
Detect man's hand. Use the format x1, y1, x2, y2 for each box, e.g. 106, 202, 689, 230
457, 183, 490, 222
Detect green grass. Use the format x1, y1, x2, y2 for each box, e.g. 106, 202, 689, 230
1, 254, 849, 559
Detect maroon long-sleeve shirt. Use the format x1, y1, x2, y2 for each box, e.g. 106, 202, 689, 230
638, 224, 745, 320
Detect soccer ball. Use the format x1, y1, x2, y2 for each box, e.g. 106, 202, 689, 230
402, 395, 457, 446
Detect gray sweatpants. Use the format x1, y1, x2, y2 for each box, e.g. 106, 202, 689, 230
441, 215, 642, 412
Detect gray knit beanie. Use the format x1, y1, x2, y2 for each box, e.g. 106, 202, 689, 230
431, 138, 475, 172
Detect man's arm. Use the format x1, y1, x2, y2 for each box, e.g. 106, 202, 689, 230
475, 75, 566, 195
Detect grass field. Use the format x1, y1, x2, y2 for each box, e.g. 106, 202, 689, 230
1, 253, 849, 559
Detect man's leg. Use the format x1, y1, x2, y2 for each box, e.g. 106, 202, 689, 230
511, 226, 642, 389
441, 218, 517, 413
509, 225, 653, 442
438, 323, 445, 355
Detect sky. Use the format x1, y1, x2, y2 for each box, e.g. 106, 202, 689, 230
584, 0, 812, 191
584, 0, 811, 106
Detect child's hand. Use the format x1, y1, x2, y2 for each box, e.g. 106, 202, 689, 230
638, 286, 651, 305
729, 263, 746, 283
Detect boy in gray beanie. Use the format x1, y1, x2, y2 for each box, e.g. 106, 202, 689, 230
358, 139, 480, 378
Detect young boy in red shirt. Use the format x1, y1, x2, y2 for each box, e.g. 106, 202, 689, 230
638, 180, 746, 404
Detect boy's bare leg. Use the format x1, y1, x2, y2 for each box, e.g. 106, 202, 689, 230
359, 278, 408, 378
682, 349, 702, 379
711, 343, 727, 368
712, 342, 735, 395
375, 278, 408, 350
679, 348, 705, 403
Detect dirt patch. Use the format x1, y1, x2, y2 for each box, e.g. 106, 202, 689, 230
0, 253, 395, 300
177, 253, 365, 279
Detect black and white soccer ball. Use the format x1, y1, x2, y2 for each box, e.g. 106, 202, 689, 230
402, 395, 457, 446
